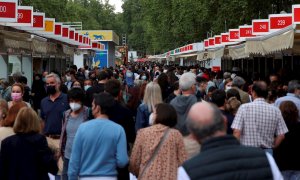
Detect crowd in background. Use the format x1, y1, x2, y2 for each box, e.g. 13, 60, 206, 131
0, 62, 299, 180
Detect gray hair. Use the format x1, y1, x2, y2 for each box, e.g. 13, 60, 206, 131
46, 73, 61, 84
223, 72, 231, 79
187, 105, 225, 141
288, 80, 300, 93
232, 76, 245, 88
179, 72, 196, 91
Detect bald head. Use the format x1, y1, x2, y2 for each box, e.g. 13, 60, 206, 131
187, 102, 225, 142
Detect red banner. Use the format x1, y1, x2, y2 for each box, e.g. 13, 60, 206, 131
239, 27, 255, 38
62, 27, 69, 37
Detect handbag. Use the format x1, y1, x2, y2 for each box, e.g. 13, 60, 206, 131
138, 128, 171, 179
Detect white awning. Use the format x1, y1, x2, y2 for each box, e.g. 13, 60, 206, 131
228, 43, 249, 60
245, 25, 295, 55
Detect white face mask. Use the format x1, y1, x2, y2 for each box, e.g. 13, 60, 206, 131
141, 76, 147, 80
66, 76, 71, 82
84, 85, 91, 91
225, 86, 232, 92
70, 103, 82, 112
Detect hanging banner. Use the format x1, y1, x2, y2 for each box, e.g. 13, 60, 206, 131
269, 14, 292, 32
7, 6, 33, 27
252, 19, 269, 35
292, 5, 300, 24
33, 12, 45, 30
0, 0, 17, 23
229, 29, 240, 41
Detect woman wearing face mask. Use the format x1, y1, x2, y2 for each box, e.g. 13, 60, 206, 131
8, 83, 31, 109
224, 78, 233, 92
71, 80, 83, 89
83, 79, 92, 92
59, 88, 90, 180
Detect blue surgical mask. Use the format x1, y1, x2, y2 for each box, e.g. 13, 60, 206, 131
126, 72, 133, 78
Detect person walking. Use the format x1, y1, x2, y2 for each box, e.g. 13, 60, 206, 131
0, 107, 58, 180
231, 81, 288, 155
60, 88, 91, 180
130, 103, 187, 180
68, 92, 128, 180
177, 102, 283, 180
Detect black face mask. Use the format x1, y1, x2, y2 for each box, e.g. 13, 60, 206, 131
47, 85, 57, 95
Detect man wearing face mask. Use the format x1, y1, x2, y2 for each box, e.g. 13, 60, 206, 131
41, 73, 69, 140
60, 88, 91, 180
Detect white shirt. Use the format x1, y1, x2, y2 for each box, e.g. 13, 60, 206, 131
177, 153, 283, 180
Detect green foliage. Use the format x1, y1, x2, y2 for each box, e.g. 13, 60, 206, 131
123, 0, 298, 55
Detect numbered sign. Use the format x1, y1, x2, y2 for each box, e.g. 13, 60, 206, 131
269, 14, 292, 32
292, 5, 300, 24
79, 35, 83, 43
229, 29, 240, 41
75, 32, 79, 41
252, 19, 269, 35
221, 33, 230, 43
44, 18, 55, 33
239, 25, 256, 40
209, 38, 215, 46
17, 6, 33, 26
0, 0, 17, 23
62, 26, 69, 38
69, 29, 75, 40
204, 40, 209, 48
215, 36, 221, 45
32, 12, 45, 30
55, 23, 62, 35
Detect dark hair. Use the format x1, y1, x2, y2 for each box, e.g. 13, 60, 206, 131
279, 101, 299, 124
18, 76, 28, 84
93, 92, 115, 115
187, 104, 225, 141
196, 76, 208, 84
252, 81, 268, 99
155, 103, 177, 127
105, 79, 121, 98
173, 81, 179, 91
68, 88, 85, 102
98, 71, 109, 81
106, 69, 114, 80
208, 86, 217, 93
211, 90, 226, 107
226, 89, 241, 101
252, 72, 260, 81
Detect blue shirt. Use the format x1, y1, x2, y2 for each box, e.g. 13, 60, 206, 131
40, 93, 69, 135
68, 119, 128, 180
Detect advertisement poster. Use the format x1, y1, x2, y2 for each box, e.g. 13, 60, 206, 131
93, 42, 108, 68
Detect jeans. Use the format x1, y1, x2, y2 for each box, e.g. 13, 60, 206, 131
281, 171, 300, 180
263, 148, 273, 156
62, 157, 69, 180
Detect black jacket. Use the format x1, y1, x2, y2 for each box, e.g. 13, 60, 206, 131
183, 135, 273, 180
0, 133, 58, 180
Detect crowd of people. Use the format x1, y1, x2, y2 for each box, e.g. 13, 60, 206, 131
0, 62, 299, 180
